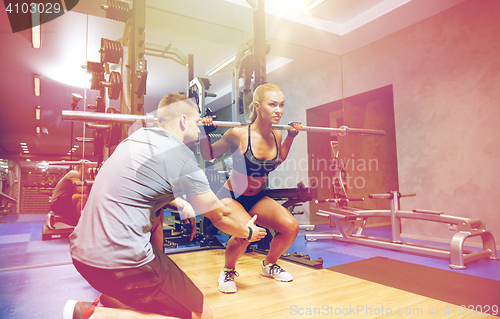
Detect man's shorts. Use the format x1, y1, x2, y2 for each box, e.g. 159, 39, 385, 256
49, 196, 79, 226
73, 245, 203, 319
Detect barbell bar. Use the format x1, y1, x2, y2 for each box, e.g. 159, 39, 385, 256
62, 110, 386, 137
48, 160, 99, 166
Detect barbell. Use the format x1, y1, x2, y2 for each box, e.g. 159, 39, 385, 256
48, 160, 99, 166
62, 110, 386, 137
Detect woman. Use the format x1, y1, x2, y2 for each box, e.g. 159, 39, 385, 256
200, 83, 301, 294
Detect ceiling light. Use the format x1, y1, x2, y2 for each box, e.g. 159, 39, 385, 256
35, 106, 41, 120
31, 11, 41, 49
36, 126, 40, 134
206, 54, 237, 77
23, 150, 30, 153
306, 0, 325, 11
33, 74, 41, 96
26, 159, 31, 162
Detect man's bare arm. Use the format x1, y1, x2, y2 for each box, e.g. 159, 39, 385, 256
187, 191, 266, 242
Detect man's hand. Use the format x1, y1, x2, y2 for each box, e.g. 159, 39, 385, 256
185, 217, 197, 242
246, 215, 267, 242
177, 199, 197, 241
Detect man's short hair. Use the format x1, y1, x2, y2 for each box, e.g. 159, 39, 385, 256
157, 94, 199, 128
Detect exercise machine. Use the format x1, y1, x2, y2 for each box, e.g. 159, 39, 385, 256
305, 191, 498, 269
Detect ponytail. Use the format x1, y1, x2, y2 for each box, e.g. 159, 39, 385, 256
249, 101, 258, 123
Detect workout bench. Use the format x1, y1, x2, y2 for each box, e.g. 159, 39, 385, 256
305, 191, 498, 269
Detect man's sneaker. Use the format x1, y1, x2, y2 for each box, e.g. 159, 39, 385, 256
46, 212, 56, 230
261, 260, 293, 282
218, 268, 239, 293
63, 297, 100, 319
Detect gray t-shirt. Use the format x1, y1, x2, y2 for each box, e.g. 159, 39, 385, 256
49, 170, 80, 204
69, 128, 210, 269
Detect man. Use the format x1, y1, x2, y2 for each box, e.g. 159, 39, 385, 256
47, 160, 91, 229
64, 94, 266, 319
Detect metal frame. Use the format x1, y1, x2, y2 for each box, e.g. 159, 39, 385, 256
130, 0, 146, 114
306, 191, 498, 269
231, 0, 267, 123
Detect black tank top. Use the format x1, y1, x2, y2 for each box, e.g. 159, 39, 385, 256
232, 126, 280, 177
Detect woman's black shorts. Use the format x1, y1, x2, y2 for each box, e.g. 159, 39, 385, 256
216, 186, 265, 212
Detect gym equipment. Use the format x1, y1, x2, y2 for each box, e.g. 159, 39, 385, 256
42, 222, 73, 240
231, 0, 268, 122
61, 110, 386, 137
189, 77, 217, 110
101, 71, 122, 100
305, 191, 498, 269
47, 161, 98, 166
87, 61, 105, 91
69, 94, 84, 162
162, 210, 225, 254
281, 252, 323, 269
100, 38, 123, 64
87, 65, 122, 100
74, 180, 94, 186
0, 191, 16, 205
315, 195, 364, 208
264, 182, 317, 211
329, 141, 348, 206
104, 107, 122, 148
101, 0, 131, 23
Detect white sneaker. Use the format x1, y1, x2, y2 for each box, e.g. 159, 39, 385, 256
46, 212, 55, 230
218, 268, 239, 294
261, 260, 293, 282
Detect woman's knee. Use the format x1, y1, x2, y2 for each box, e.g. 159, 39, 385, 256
277, 216, 299, 237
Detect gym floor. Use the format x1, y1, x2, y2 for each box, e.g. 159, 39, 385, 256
0, 209, 499, 318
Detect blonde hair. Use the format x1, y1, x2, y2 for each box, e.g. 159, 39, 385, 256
248, 83, 283, 123
157, 94, 199, 129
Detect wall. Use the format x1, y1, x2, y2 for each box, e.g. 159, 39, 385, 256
20, 173, 55, 214
269, 57, 342, 224
341, 0, 500, 244
274, 0, 500, 244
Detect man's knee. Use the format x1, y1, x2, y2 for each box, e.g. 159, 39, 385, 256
192, 301, 213, 319
72, 194, 88, 207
